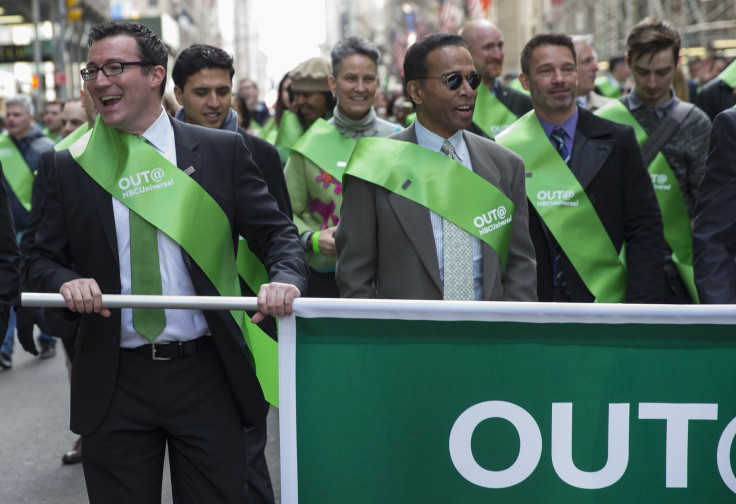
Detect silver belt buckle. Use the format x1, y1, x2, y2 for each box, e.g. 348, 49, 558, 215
151, 344, 171, 361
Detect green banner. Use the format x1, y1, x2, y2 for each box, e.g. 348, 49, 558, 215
280, 301, 736, 503
290, 118, 356, 182
55, 123, 90, 152
346, 137, 515, 267
596, 100, 698, 302
0, 131, 34, 211
473, 84, 519, 138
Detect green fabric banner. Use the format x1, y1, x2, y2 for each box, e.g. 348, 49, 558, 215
280, 301, 736, 503
717, 58, 736, 88
345, 137, 515, 267
0, 131, 34, 211
595, 76, 620, 98
473, 84, 519, 138
596, 100, 698, 302
55, 123, 90, 152
69, 119, 279, 406
275, 110, 304, 163
256, 117, 279, 144
496, 112, 626, 302
290, 118, 356, 182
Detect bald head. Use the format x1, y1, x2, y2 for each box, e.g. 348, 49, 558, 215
460, 19, 504, 86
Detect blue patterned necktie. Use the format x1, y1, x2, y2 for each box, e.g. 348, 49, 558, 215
440, 139, 475, 301
550, 127, 570, 165
550, 128, 569, 288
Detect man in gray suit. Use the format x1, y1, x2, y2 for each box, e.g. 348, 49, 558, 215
335, 33, 537, 301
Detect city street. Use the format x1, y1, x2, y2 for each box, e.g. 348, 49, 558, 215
0, 336, 282, 503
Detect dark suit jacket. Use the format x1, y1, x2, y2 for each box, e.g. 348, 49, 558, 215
0, 163, 20, 344
335, 124, 537, 301
693, 109, 736, 303
468, 80, 533, 138
528, 108, 664, 302
695, 78, 735, 122
26, 118, 307, 434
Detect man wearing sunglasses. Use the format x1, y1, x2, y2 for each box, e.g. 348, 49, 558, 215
496, 33, 664, 303
26, 22, 307, 503
336, 33, 537, 302
460, 19, 533, 138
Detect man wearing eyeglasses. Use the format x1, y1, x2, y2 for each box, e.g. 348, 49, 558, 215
26, 22, 307, 503
336, 33, 537, 301
496, 33, 664, 303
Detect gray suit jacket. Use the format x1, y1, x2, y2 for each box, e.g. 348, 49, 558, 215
335, 124, 537, 301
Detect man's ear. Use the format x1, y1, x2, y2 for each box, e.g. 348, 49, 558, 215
406, 80, 423, 106
519, 73, 531, 92
150, 65, 166, 90
173, 86, 184, 106
328, 75, 337, 96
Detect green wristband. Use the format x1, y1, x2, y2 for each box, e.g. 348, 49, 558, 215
312, 231, 321, 255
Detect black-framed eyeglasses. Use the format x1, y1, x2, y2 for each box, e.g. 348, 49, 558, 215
80, 61, 152, 81
425, 72, 481, 90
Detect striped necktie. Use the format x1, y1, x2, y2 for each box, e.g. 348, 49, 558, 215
549, 128, 570, 289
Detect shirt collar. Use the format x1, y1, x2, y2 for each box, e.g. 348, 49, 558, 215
414, 118, 466, 162
139, 107, 171, 153
537, 106, 578, 141
627, 86, 679, 119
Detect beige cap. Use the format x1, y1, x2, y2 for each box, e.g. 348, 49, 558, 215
289, 57, 332, 93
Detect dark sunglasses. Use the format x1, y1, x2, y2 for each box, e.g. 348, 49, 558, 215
425, 72, 481, 90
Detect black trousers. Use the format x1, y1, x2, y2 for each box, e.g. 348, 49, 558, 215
82, 344, 249, 504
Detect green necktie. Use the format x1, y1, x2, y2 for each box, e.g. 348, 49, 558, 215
129, 210, 166, 341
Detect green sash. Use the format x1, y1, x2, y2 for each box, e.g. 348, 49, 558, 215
256, 117, 279, 144
290, 118, 356, 182
717, 58, 736, 88
345, 137, 515, 268
473, 84, 519, 138
275, 110, 304, 164
42, 127, 62, 143
496, 112, 627, 302
55, 123, 90, 152
596, 100, 698, 302
595, 75, 620, 98
69, 119, 279, 406
0, 131, 34, 211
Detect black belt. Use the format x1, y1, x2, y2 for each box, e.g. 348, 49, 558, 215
127, 336, 214, 361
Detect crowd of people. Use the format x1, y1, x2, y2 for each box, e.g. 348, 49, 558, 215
0, 14, 734, 503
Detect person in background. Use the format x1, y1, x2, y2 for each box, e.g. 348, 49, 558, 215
595, 55, 631, 98
285, 37, 401, 297
172, 42, 291, 504
0, 95, 57, 368
239, 78, 270, 127
460, 19, 533, 138
572, 35, 613, 112
41, 100, 65, 142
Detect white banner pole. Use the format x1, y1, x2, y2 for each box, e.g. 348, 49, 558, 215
21, 292, 260, 311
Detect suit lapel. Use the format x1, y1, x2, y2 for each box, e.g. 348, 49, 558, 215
171, 117, 202, 183
570, 109, 615, 189
390, 124, 442, 291
88, 167, 119, 263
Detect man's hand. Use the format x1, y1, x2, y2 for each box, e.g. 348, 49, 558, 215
15, 306, 38, 356
318, 226, 337, 257
251, 282, 300, 324
59, 278, 111, 318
